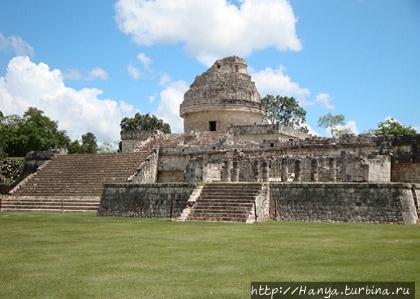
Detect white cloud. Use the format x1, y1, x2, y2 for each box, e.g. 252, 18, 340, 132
315, 93, 334, 109
0, 32, 34, 57
127, 63, 141, 79
89, 67, 109, 80
343, 120, 358, 135
148, 95, 156, 103
159, 73, 171, 86
251, 66, 334, 110
251, 66, 310, 104
154, 80, 189, 132
63, 67, 108, 81
137, 52, 152, 69
0, 56, 136, 142
115, 0, 301, 65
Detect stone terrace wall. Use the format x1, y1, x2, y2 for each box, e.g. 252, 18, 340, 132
127, 150, 159, 184
270, 182, 419, 224
392, 162, 420, 183
98, 183, 195, 218
121, 130, 159, 153
229, 124, 309, 142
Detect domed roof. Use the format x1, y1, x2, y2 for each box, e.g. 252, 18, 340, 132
180, 56, 262, 117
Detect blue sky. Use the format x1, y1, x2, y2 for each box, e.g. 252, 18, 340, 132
0, 0, 419, 142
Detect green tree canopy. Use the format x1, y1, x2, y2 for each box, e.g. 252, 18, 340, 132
317, 113, 350, 137
80, 132, 98, 154
67, 140, 81, 154
374, 118, 416, 136
0, 107, 70, 157
121, 113, 171, 133
261, 95, 308, 133
67, 132, 99, 154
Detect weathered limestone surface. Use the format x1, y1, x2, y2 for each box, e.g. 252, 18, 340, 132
127, 150, 159, 184
392, 162, 420, 183
270, 182, 419, 224
180, 56, 264, 133
97, 183, 195, 218
121, 131, 157, 153
229, 124, 309, 143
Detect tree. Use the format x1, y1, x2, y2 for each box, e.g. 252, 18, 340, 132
80, 132, 98, 154
67, 140, 81, 154
261, 95, 308, 133
374, 118, 416, 136
0, 107, 70, 157
120, 113, 171, 133
317, 113, 347, 137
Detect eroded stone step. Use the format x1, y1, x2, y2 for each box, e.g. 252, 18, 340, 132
187, 217, 247, 222
2, 208, 97, 212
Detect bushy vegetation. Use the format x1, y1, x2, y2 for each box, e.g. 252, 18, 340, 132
374, 118, 417, 136
0, 158, 23, 185
0, 108, 100, 157
0, 108, 70, 157
121, 113, 171, 133
261, 95, 308, 133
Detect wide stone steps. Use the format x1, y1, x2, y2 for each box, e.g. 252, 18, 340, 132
187, 216, 249, 222
4, 151, 151, 211
1, 196, 100, 212
187, 183, 262, 222
11, 152, 150, 199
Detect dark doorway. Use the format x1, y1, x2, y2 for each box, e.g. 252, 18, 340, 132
209, 121, 216, 131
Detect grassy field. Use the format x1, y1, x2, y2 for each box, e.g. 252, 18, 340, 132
0, 213, 419, 298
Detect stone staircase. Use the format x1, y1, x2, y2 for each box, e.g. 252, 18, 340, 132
1, 196, 100, 212
187, 183, 262, 222
1, 152, 150, 212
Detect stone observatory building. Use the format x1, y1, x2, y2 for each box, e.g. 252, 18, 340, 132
2, 56, 420, 225
180, 56, 264, 133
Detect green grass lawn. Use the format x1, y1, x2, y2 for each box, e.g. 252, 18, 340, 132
0, 213, 419, 298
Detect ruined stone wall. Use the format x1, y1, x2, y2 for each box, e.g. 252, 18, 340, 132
121, 131, 156, 153
392, 162, 420, 183
155, 134, 420, 183
368, 156, 391, 182
157, 170, 185, 183
270, 182, 419, 224
127, 150, 159, 184
229, 124, 309, 143
98, 183, 195, 217
183, 110, 263, 133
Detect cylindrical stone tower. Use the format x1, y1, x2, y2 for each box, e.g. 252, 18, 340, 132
180, 56, 264, 133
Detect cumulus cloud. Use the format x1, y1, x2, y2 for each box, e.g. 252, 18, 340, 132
148, 95, 156, 103
154, 80, 189, 132
63, 67, 108, 81
251, 66, 334, 110
137, 52, 152, 69
115, 0, 301, 65
0, 32, 34, 57
251, 66, 310, 104
315, 93, 334, 109
159, 74, 171, 86
0, 56, 136, 142
127, 63, 141, 79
